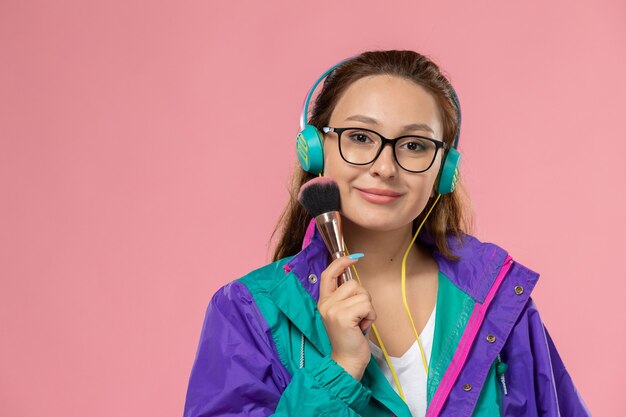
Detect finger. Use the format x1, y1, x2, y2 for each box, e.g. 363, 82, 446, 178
319, 256, 361, 300
327, 297, 375, 326
323, 293, 371, 324
345, 301, 377, 329
322, 292, 374, 327
358, 307, 377, 332
359, 317, 375, 333
337, 293, 371, 310
331, 280, 370, 303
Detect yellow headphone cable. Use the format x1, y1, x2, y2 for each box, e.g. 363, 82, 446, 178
347, 193, 442, 401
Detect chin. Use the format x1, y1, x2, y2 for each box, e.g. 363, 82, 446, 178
342, 213, 410, 234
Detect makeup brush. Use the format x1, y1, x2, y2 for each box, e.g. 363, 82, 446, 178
298, 177, 354, 285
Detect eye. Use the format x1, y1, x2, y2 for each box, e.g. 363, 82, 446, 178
399, 138, 428, 152
347, 131, 374, 144
406, 141, 424, 151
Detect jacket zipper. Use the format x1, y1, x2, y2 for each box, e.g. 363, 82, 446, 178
496, 353, 508, 396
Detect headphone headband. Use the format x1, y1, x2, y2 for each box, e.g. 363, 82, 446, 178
449, 88, 462, 149
300, 57, 462, 150
299, 58, 355, 130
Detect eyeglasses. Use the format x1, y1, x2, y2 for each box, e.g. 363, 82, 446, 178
322, 127, 448, 173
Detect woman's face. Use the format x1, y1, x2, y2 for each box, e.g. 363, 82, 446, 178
323, 75, 444, 233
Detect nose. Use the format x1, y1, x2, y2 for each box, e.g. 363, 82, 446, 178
369, 144, 398, 179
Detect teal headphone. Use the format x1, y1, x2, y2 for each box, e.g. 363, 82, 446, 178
296, 58, 462, 195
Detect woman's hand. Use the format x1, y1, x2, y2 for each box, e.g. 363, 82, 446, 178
317, 255, 376, 381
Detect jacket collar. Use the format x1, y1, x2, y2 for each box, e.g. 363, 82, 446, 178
283, 219, 517, 304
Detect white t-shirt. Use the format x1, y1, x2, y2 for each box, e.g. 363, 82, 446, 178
368, 306, 436, 417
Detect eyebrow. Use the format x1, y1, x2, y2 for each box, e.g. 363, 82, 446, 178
344, 114, 435, 134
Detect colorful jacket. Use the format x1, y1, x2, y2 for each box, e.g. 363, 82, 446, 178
184, 222, 591, 416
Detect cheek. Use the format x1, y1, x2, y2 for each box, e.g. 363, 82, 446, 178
406, 171, 440, 212
322, 144, 353, 180
322, 141, 338, 175
427, 157, 444, 191
428, 169, 440, 194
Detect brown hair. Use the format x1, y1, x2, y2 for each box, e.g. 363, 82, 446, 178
271, 50, 473, 262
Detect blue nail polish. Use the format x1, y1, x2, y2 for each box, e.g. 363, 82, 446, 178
348, 253, 365, 260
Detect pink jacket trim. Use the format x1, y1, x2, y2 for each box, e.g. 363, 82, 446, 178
302, 218, 316, 249
282, 219, 317, 274
426, 254, 513, 417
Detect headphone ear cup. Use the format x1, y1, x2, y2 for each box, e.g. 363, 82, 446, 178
296, 125, 324, 174
437, 148, 462, 195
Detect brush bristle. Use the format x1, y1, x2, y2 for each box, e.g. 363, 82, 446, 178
298, 177, 341, 218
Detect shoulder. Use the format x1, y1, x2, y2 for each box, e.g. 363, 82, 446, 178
206, 256, 294, 320
236, 256, 293, 293
448, 232, 511, 266
199, 257, 300, 365
431, 232, 540, 303
185, 264, 294, 417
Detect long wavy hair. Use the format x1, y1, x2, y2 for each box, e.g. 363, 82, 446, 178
272, 50, 473, 262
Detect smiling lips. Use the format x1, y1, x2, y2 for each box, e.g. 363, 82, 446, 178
355, 187, 403, 204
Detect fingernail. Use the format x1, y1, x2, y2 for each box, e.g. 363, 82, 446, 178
348, 253, 364, 260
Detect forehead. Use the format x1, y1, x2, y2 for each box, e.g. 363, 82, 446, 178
329, 75, 442, 136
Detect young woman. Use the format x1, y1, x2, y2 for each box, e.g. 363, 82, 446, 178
183, 50, 591, 417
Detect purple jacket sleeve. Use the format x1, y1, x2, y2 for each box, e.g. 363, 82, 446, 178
183, 282, 290, 417
501, 299, 592, 417
183, 281, 372, 417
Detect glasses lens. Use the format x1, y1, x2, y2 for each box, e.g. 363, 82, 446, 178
339, 129, 382, 164
395, 136, 438, 172
337, 128, 439, 172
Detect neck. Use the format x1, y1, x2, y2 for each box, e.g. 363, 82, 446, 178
342, 220, 431, 284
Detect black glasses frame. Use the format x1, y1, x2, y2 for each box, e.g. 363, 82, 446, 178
322, 126, 448, 173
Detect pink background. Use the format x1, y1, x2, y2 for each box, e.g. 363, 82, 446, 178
1, 1, 624, 416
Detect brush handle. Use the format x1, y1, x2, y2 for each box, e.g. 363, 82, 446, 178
332, 251, 355, 286
315, 212, 355, 286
